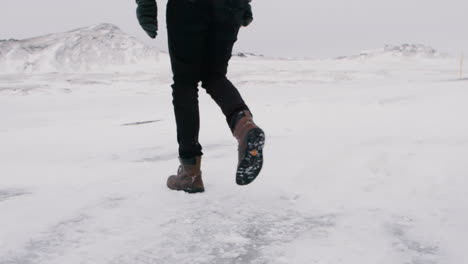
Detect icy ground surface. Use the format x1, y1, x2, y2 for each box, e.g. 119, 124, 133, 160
0, 54, 467, 264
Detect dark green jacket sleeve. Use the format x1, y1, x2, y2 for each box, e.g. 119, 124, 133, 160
136, 0, 158, 38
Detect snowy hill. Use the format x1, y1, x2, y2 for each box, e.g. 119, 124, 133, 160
0, 24, 159, 73
336, 44, 446, 60
232, 52, 265, 58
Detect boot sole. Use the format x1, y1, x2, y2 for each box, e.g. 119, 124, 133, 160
184, 188, 205, 194
168, 188, 205, 194
236, 128, 265, 185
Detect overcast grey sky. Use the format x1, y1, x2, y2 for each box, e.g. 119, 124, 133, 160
1, 0, 467, 58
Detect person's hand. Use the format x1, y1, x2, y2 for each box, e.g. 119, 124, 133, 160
136, 0, 158, 38
242, 3, 253, 27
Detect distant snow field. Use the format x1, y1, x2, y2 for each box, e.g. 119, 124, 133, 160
0, 24, 467, 264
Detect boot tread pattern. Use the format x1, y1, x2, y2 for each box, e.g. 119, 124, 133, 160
236, 128, 265, 185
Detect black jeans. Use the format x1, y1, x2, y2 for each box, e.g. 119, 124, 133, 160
166, 0, 249, 159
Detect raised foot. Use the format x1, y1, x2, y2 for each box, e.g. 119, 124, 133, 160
236, 128, 265, 185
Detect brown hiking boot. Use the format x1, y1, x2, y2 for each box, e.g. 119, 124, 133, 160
167, 156, 205, 193
233, 110, 265, 185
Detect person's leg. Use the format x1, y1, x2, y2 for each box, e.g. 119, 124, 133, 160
200, 7, 265, 186
200, 21, 250, 132
166, 0, 210, 159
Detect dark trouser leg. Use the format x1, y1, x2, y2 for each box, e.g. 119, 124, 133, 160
171, 85, 202, 160
166, 0, 210, 159
200, 22, 250, 132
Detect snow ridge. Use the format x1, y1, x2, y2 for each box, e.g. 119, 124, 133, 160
336, 44, 446, 60
0, 23, 159, 73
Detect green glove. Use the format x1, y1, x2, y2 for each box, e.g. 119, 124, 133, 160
229, 0, 254, 27
136, 0, 158, 38
242, 2, 253, 27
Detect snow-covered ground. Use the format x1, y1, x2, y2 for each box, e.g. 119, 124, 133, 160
1, 27, 467, 264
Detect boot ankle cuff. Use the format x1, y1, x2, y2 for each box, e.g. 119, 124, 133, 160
179, 157, 196, 165
228, 109, 252, 133
179, 156, 201, 165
